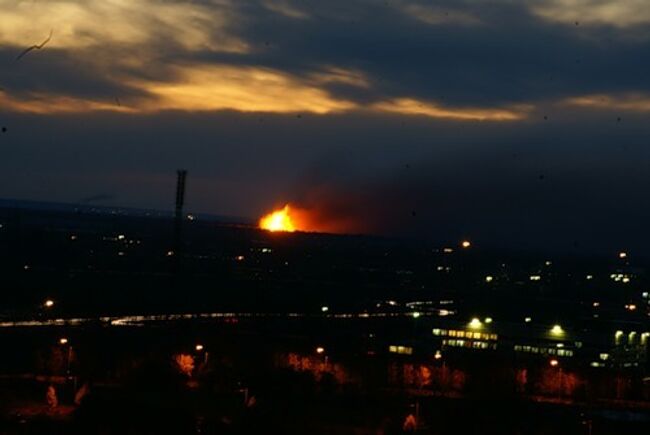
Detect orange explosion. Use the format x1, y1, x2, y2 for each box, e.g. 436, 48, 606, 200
259, 204, 297, 232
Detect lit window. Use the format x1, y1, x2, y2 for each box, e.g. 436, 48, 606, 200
615, 330, 624, 345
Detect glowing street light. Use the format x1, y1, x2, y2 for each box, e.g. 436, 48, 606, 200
316, 346, 325, 354
321, 306, 329, 313
484, 317, 493, 324
469, 318, 482, 329
461, 240, 471, 249
549, 359, 559, 367
550, 324, 564, 336
619, 251, 628, 259
59, 337, 68, 345
412, 311, 421, 319
195, 344, 204, 351
434, 350, 442, 360
44, 299, 55, 308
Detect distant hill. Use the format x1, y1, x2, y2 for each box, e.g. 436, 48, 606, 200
0, 198, 253, 225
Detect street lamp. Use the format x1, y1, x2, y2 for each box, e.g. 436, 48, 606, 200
44, 299, 55, 308
550, 324, 564, 336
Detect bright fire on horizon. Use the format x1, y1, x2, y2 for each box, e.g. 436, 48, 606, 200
259, 204, 297, 232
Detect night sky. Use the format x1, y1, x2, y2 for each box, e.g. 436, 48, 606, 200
1, 0, 650, 253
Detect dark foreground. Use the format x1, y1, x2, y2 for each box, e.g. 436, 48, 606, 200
1, 319, 649, 435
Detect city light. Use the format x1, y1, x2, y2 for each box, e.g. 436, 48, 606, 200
484, 317, 493, 324
434, 350, 442, 360
485, 275, 494, 283
550, 324, 564, 336
321, 306, 329, 313
59, 338, 68, 345
412, 311, 421, 319
461, 240, 471, 249
316, 346, 325, 354
469, 318, 482, 329
524, 317, 532, 323
619, 251, 627, 259
44, 299, 55, 308
549, 359, 559, 367
195, 344, 204, 351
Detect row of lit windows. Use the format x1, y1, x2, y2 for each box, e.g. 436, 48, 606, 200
614, 331, 650, 346
388, 345, 413, 355
514, 345, 574, 357
433, 329, 498, 341
443, 339, 497, 350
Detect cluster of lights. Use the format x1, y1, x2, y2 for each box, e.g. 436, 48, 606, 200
610, 273, 631, 283
529, 275, 542, 281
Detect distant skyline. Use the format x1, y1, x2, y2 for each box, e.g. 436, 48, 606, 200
2, 0, 650, 253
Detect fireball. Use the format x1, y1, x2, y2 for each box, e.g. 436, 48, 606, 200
259, 204, 296, 232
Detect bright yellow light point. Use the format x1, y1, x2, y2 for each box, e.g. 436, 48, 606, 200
59, 338, 68, 345
549, 359, 559, 367
44, 299, 54, 308
619, 251, 628, 259
316, 346, 325, 354
461, 240, 471, 248
551, 324, 564, 336
469, 318, 482, 329
259, 204, 296, 232
195, 344, 204, 351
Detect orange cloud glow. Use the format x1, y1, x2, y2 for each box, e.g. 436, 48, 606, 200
372, 98, 531, 121
137, 65, 358, 114
564, 94, 650, 112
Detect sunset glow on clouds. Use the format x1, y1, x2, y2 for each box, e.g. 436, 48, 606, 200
3, 0, 650, 250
